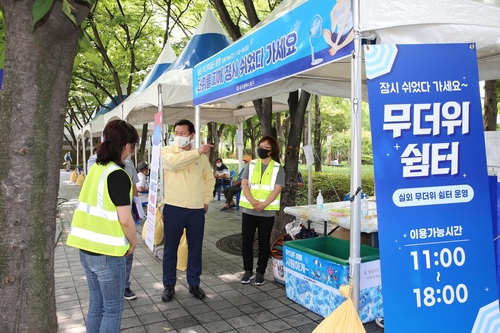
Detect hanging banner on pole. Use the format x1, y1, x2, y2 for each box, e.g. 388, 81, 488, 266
144, 111, 163, 251
365, 43, 499, 333
193, 0, 354, 105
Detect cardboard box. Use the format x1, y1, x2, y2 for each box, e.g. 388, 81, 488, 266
283, 236, 383, 323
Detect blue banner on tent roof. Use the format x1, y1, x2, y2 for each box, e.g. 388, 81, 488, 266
193, 0, 354, 105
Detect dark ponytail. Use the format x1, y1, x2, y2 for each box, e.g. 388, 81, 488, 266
96, 120, 139, 167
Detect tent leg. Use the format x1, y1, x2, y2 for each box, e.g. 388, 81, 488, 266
349, 0, 363, 313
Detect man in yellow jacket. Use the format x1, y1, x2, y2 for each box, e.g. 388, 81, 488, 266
161, 119, 215, 302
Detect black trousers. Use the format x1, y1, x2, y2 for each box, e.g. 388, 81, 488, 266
241, 212, 275, 274
223, 185, 240, 204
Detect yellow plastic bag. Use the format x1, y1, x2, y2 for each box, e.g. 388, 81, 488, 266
69, 169, 78, 182
141, 203, 164, 246
312, 285, 366, 333
177, 229, 188, 271
76, 173, 85, 186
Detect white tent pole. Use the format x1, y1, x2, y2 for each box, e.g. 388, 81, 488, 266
307, 103, 312, 205
158, 84, 164, 204
194, 106, 201, 148
237, 120, 243, 172
76, 135, 80, 172
350, 0, 362, 313
89, 123, 94, 167
82, 131, 87, 176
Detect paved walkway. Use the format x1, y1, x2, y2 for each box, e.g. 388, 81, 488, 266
55, 170, 383, 333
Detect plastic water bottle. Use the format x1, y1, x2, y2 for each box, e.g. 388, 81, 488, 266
361, 196, 368, 217
316, 190, 324, 211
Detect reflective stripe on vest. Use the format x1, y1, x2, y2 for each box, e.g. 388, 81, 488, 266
69, 226, 129, 247
67, 163, 131, 256
240, 159, 281, 211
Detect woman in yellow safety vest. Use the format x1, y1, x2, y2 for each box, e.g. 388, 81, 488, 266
67, 119, 139, 333
239, 136, 284, 286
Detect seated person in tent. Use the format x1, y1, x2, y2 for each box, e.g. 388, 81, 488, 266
220, 157, 251, 211
136, 161, 149, 203
213, 157, 230, 198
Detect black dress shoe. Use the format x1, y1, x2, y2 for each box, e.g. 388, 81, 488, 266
161, 285, 175, 302
188, 285, 205, 300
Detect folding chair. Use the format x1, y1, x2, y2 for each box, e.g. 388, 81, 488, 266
217, 170, 235, 201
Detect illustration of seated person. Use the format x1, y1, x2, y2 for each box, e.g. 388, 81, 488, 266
322, 0, 354, 56
213, 157, 230, 198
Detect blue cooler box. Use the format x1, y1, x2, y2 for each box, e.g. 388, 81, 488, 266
283, 236, 383, 323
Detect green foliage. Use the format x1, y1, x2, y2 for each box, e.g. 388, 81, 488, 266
69, 0, 165, 117
325, 129, 372, 164
32, 0, 91, 25
32, 0, 55, 25
295, 165, 375, 205
61, 0, 77, 25
223, 162, 375, 206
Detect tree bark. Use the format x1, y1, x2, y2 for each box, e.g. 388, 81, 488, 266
212, 0, 242, 41
313, 95, 322, 171
0, 1, 93, 331
253, 97, 274, 137
244, 118, 260, 158
139, 123, 149, 162
483, 80, 499, 131
271, 90, 311, 244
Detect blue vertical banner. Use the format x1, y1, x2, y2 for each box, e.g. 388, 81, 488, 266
365, 43, 499, 333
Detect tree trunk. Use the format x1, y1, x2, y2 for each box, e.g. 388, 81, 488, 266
253, 97, 274, 137
313, 95, 322, 171
139, 123, 149, 162
484, 80, 499, 131
245, 117, 260, 158
207, 122, 217, 164
271, 90, 311, 244
217, 123, 226, 158
0, 1, 93, 332
275, 112, 283, 159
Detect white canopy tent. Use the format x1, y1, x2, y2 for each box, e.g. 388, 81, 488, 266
79, 43, 177, 173
120, 9, 290, 129
82, 42, 176, 139
195, 0, 500, 107
193, 0, 500, 313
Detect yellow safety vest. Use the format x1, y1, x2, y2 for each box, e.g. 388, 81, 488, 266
240, 159, 281, 211
67, 163, 132, 256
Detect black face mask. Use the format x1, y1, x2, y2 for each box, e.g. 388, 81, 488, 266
257, 148, 271, 159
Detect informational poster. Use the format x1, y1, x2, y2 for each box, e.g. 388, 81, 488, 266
144, 111, 163, 251
193, 0, 354, 105
365, 43, 499, 332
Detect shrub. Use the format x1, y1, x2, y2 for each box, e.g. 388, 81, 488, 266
296, 165, 375, 205
225, 162, 375, 206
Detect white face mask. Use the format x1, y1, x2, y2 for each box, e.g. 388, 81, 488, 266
216, 163, 222, 168
174, 135, 191, 148
125, 144, 133, 160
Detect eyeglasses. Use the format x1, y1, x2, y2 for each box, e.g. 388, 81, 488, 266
258, 145, 271, 150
